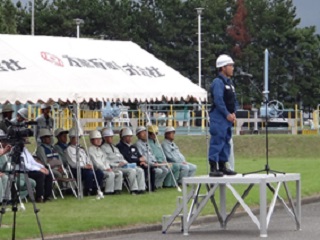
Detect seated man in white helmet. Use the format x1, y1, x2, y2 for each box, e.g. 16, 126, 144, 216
36, 128, 63, 179
135, 126, 168, 189
53, 128, 69, 166
65, 128, 104, 196
116, 127, 150, 193
34, 104, 54, 144
88, 130, 123, 195
10, 107, 28, 124
161, 127, 197, 185
100, 128, 145, 194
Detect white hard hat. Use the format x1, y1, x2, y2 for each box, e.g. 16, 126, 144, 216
39, 128, 53, 138
216, 54, 234, 68
1, 104, 13, 113
54, 128, 69, 137
41, 104, 51, 110
89, 130, 102, 139
121, 127, 133, 137
164, 126, 175, 134
17, 108, 28, 119
69, 128, 82, 137
102, 128, 114, 137
136, 126, 146, 135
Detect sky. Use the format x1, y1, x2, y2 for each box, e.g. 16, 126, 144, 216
12, 0, 320, 34
292, 0, 320, 33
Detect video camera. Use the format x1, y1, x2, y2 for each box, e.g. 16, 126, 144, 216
0, 120, 36, 164
0, 119, 35, 144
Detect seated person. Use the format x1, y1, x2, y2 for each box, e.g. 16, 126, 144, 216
88, 130, 123, 195
36, 129, 63, 179
65, 128, 104, 196
147, 125, 180, 188
10, 107, 28, 124
100, 128, 145, 194
116, 127, 149, 193
135, 126, 168, 189
22, 147, 53, 203
53, 128, 69, 166
161, 127, 197, 185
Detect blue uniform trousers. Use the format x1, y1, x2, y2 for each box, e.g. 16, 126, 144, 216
209, 114, 232, 163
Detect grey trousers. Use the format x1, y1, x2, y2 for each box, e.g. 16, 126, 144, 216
103, 170, 123, 193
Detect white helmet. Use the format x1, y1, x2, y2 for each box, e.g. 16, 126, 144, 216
69, 128, 81, 137
17, 108, 28, 119
164, 126, 175, 134
89, 130, 102, 139
216, 54, 234, 68
39, 128, 53, 138
121, 127, 133, 137
54, 128, 69, 137
102, 128, 114, 137
41, 104, 51, 110
136, 126, 146, 135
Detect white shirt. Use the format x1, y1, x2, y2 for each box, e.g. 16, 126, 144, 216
21, 147, 44, 171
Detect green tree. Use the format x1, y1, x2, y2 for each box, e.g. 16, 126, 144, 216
233, 0, 320, 108
0, 0, 17, 33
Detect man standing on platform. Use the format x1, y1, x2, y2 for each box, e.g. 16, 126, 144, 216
208, 54, 237, 177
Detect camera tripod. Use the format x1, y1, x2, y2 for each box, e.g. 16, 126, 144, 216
0, 145, 44, 240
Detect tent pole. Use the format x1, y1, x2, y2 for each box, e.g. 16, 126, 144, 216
144, 104, 152, 193
73, 102, 83, 199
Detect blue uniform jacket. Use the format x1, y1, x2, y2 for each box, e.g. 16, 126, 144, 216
210, 73, 238, 123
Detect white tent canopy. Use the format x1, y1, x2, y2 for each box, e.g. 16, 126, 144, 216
0, 34, 207, 104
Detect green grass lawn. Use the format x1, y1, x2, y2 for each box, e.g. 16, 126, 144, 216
0, 134, 319, 239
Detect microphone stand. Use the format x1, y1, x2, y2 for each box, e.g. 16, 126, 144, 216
243, 93, 285, 176
243, 49, 285, 176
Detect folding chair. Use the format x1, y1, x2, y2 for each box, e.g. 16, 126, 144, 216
57, 164, 78, 198
47, 158, 78, 199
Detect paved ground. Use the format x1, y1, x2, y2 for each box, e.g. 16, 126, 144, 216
44, 198, 320, 240
95, 201, 320, 240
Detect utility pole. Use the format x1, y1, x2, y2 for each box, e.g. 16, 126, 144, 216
74, 18, 84, 38
196, 8, 204, 88
31, 0, 34, 35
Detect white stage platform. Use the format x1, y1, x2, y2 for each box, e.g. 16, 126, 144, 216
162, 173, 301, 237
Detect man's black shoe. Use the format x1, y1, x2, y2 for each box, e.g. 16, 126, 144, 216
219, 162, 237, 175
209, 161, 223, 177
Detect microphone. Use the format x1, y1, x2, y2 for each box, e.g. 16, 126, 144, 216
239, 71, 253, 78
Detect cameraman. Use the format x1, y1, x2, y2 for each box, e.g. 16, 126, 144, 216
0, 104, 14, 133
0, 130, 38, 203
0, 135, 11, 203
